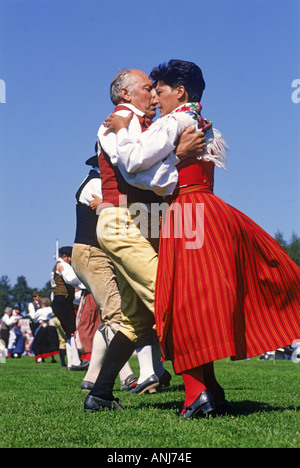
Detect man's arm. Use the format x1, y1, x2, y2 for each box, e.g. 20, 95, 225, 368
175, 126, 206, 160
112, 117, 179, 173
56, 262, 85, 289
102, 112, 206, 173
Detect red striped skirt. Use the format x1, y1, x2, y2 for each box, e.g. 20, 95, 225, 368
154, 185, 300, 374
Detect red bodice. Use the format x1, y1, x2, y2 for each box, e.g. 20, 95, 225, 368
176, 158, 215, 191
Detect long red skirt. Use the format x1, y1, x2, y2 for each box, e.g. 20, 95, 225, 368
155, 186, 300, 374
76, 292, 101, 353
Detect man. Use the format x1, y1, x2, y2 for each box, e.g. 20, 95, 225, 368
27, 291, 41, 337
0, 307, 15, 350
51, 246, 87, 370
84, 68, 206, 412
72, 151, 137, 391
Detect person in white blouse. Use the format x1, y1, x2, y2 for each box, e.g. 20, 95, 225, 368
27, 292, 41, 338
31, 297, 59, 363
0, 307, 16, 349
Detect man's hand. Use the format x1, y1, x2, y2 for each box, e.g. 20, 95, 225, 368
89, 194, 102, 210
103, 112, 133, 135
175, 126, 206, 160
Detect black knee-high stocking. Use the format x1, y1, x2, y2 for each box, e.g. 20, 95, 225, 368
90, 331, 135, 400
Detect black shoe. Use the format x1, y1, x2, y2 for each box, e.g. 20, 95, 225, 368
158, 370, 172, 388
180, 390, 216, 419
69, 361, 90, 371
120, 373, 138, 391
81, 380, 94, 392
84, 395, 124, 413
211, 386, 233, 415
129, 374, 159, 394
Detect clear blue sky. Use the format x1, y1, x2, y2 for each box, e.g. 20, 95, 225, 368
0, 0, 299, 290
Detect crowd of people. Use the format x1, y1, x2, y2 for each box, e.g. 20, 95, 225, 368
1, 60, 299, 420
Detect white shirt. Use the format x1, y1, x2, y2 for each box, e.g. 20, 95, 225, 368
34, 306, 54, 323
51, 257, 86, 290
98, 104, 180, 196
2, 313, 16, 327
98, 103, 227, 197
78, 167, 102, 206
28, 302, 40, 321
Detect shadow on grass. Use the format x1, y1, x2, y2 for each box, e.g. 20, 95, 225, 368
227, 400, 300, 416
134, 399, 300, 416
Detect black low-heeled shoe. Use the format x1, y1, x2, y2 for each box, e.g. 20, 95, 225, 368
129, 374, 159, 394
180, 390, 216, 419
81, 380, 94, 392
84, 394, 124, 413
120, 373, 138, 391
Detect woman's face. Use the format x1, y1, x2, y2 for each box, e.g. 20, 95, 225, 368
156, 80, 183, 117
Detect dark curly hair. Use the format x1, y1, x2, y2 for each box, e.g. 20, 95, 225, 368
150, 59, 205, 102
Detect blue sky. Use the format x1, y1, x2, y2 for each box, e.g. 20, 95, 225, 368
0, 0, 299, 290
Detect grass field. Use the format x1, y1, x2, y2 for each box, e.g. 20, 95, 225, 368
0, 355, 299, 449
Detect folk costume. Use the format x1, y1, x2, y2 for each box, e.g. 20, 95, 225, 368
31, 305, 59, 363
51, 248, 85, 368
86, 103, 170, 404
71, 157, 136, 391
112, 102, 300, 413
7, 324, 25, 358
97, 103, 162, 344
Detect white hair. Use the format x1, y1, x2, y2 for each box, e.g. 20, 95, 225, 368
110, 69, 136, 105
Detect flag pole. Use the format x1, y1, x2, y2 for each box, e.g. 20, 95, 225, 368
55, 238, 59, 261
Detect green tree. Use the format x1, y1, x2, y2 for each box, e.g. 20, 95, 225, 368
275, 231, 300, 266
37, 280, 52, 299
0, 275, 13, 316
10, 276, 33, 313
286, 233, 300, 266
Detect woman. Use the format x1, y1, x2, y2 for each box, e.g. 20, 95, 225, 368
32, 297, 59, 363
104, 59, 300, 418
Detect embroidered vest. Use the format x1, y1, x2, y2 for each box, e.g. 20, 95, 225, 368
98, 105, 162, 206
51, 267, 75, 300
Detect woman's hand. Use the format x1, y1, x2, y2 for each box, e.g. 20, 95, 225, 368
103, 112, 133, 135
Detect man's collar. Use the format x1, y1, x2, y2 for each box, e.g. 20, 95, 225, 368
117, 103, 145, 117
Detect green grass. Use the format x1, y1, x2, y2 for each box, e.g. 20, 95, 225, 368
0, 356, 299, 448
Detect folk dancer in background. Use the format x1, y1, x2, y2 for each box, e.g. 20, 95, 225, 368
51, 246, 87, 370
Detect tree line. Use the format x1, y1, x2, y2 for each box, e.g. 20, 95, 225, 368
0, 275, 52, 317
1, 232, 300, 317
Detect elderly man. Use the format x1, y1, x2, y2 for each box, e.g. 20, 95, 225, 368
84, 69, 206, 412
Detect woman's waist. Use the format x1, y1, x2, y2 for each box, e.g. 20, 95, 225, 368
165, 184, 213, 204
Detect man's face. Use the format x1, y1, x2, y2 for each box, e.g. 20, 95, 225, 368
129, 70, 157, 119
156, 80, 181, 117
62, 254, 71, 264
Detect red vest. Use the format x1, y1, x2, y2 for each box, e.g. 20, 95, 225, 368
98, 105, 162, 206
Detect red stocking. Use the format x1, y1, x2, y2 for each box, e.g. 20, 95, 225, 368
181, 366, 207, 410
